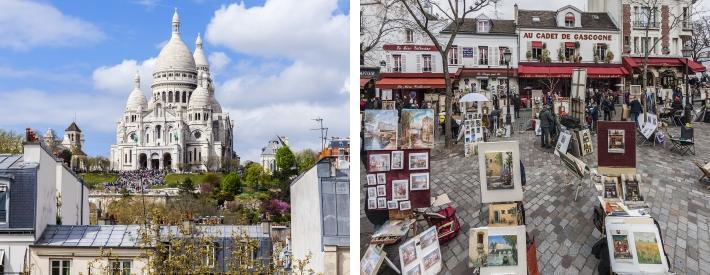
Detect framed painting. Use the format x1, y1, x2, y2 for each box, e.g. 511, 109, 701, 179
401, 109, 435, 149
364, 110, 398, 150
478, 141, 522, 203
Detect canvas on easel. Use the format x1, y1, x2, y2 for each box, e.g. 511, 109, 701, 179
478, 141, 523, 203
570, 68, 587, 125
597, 121, 637, 176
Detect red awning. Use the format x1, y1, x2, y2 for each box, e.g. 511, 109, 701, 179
360, 78, 370, 88
681, 58, 707, 72
531, 41, 543, 48
375, 78, 446, 89
565, 42, 576, 48
623, 57, 706, 73
518, 64, 629, 78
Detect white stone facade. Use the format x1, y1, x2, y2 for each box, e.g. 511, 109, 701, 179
110, 11, 234, 172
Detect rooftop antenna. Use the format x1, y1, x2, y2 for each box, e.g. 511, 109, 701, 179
310, 118, 328, 151
491, 0, 500, 19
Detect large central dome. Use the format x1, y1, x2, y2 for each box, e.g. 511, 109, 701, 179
154, 10, 196, 73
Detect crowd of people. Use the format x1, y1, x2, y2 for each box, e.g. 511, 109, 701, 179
102, 169, 165, 193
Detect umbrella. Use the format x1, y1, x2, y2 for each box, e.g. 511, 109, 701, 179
459, 92, 490, 102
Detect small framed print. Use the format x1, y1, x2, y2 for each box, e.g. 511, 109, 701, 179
376, 173, 387, 185
367, 187, 376, 198
368, 153, 391, 172
408, 152, 429, 170
391, 180, 409, 201
410, 172, 430, 191
367, 198, 377, 210
377, 185, 387, 196
387, 201, 398, 209
399, 200, 412, 210
391, 151, 404, 170
377, 197, 387, 209
366, 174, 377, 186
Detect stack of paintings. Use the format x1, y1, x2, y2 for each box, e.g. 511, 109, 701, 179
605, 216, 669, 273
399, 226, 442, 275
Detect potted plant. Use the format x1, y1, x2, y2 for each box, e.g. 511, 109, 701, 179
557, 48, 564, 62
575, 55, 582, 63
605, 51, 614, 64
574, 41, 580, 49
526, 50, 532, 61
593, 53, 599, 64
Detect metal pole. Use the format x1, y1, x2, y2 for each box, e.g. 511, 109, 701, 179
506, 61, 511, 125
685, 58, 690, 124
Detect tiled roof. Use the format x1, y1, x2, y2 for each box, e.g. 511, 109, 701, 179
517, 10, 618, 30
441, 18, 516, 35
65, 122, 81, 132
0, 155, 36, 170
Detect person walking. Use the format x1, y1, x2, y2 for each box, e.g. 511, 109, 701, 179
491, 107, 500, 133
539, 106, 553, 148
602, 96, 612, 121
590, 102, 599, 133
629, 97, 643, 128
513, 93, 521, 118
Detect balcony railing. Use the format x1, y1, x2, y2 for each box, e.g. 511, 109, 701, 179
682, 21, 693, 30
633, 21, 660, 29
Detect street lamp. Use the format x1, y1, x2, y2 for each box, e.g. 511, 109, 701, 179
504, 49, 512, 126
682, 45, 693, 124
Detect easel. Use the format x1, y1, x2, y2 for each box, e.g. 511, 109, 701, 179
570, 69, 587, 127
366, 244, 401, 274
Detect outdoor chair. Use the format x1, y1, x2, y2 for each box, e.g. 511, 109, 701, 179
671, 110, 684, 127
694, 160, 710, 189
667, 126, 695, 155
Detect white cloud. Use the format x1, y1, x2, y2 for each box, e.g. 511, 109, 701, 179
92, 58, 156, 95
216, 61, 347, 109
0, 0, 104, 50
208, 52, 231, 74
0, 89, 122, 133
226, 101, 349, 162
205, 0, 348, 67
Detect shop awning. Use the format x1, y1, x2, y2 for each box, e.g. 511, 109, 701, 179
623, 57, 706, 73
518, 64, 629, 78
375, 77, 446, 89
360, 78, 371, 88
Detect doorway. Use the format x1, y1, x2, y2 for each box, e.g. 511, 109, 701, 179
139, 153, 147, 169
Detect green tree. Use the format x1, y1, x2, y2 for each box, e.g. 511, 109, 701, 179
296, 149, 318, 173
58, 149, 72, 165
243, 163, 265, 191
179, 177, 195, 194
0, 129, 22, 154
275, 146, 297, 176
221, 172, 241, 197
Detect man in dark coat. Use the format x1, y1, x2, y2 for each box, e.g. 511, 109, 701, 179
513, 94, 521, 118
629, 98, 643, 128
539, 106, 554, 148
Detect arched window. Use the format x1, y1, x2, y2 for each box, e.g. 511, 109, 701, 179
169, 91, 173, 103
565, 12, 575, 27
182, 91, 187, 103
162, 92, 166, 102
156, 125, 162, 139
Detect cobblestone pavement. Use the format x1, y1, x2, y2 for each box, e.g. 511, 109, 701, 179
361, 109, 710, 275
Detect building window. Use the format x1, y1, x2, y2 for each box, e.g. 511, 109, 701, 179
595, 44, 607, 59
182, 91, 187, 103
565, 12, 575, 27
449, 45, 459, 65
168, 91, 173, 103
129, 150, 132, 163
50, 259, 71, 275
203, 244, 217, 267
0, 183, 7, 224
565, 47, 576, 60
405, 29, 414, 43
634, 37, 639, 54
110, 260, 132, 275
653, 37, 659, 54
478, 46, 488, 65
531, 42, 543, 60
162, 92, 166, 102
392, 54, 402, 72
477, 20, 488, 32
422, 54, 432, 72
499, 47, 509, 64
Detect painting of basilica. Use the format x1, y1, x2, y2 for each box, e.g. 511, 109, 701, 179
364, 110, 398, 150
400, 109, 435, 149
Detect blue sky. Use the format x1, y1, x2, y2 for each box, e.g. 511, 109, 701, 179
0, 0, 350, 162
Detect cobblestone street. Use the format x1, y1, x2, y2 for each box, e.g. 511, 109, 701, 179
361, 111, 710, 274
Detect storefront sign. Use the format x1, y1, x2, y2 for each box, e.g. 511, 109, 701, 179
383, 44, 438, 51
522, 32, 613, 42
462, 47, 474, 58
361, 67, 380, 78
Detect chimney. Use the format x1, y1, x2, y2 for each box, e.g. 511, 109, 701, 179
514, 4, 518, 25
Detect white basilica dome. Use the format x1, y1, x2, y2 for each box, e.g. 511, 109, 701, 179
188, 72, 212, 109
154, 10, 196, 73
126, 72, 148, 111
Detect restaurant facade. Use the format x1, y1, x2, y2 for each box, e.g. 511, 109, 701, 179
516, 5, 628, 97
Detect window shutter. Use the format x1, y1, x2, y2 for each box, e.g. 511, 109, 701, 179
474, 46, 478, 65
386, 54, 391, 72
417, 55, 422, 72
492, 47, 498, 66
432, 55, 437, 72
402, 55, 407, 72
